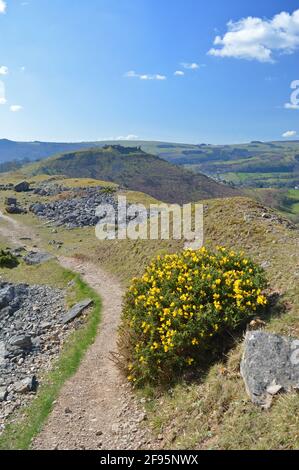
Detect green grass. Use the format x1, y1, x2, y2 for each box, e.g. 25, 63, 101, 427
0, 269, 102, 450
137, 197, 299, 450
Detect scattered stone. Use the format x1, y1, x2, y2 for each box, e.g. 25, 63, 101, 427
248, 317, 266, 330
62, 299, 93, 324
241, 330, 299, 408
0, 387, 7, 402
0, 342, 6, 366
9, 334, 32, 350
24, 251, 55, 266
0, 281, 82, 432
0, 183, 14, 191
261, 261, 271, 269
14, 376, 37, 394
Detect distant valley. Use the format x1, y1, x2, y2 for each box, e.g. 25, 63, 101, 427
1, 138, 299, 191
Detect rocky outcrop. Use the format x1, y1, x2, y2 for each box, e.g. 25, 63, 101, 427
30, 187, 117, 228
29, 186, 145, 229
241, 330, 299, 408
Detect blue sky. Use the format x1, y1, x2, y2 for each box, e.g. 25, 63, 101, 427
0, 0, 299, 144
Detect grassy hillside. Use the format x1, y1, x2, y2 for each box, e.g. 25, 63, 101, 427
2, 180, 299, 449
26, 145, 238, 204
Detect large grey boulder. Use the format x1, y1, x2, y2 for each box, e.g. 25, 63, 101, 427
14, 181, 30, 192
62, 299, 93, 324
241, 330, 299, 408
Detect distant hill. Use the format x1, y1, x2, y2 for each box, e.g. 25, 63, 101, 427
0, 139, 104, 164
2, 138, 299, 189
27, 145, 238, 204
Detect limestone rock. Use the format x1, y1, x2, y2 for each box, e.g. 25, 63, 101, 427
241, 330, 299, 408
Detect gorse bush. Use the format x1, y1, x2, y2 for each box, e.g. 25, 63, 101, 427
119, 247, 268, 386
0, 250, 19, 268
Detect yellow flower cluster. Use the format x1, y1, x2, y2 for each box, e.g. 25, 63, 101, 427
122, 246, 268, 385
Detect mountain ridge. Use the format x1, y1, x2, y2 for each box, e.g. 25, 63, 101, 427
25, 145, 238, 204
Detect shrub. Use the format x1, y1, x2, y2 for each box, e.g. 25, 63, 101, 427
118, 246, 268, 386
0, 250, 19, 268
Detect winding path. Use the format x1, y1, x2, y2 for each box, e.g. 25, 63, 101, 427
0, 211, 154, 450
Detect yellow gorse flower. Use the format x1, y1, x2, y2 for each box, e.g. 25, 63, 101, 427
123, 246, 268, 385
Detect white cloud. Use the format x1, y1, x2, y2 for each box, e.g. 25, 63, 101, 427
282, 130, 297, 137
10, 105, 23, 112
174, 70, 185, 76
181, 62, 200, 70
116, 134, 139, 141
98, 134, 139, 141
0, 66, 8, 75
0, 1, 6, 14
0, 81, 6, 104
208, 9, 299, 62
125, 70, 166, 80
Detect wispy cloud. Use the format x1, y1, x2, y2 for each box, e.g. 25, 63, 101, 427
0, 0, 6, 14
0, 66, 8, 75
125, 70, 166, 81
174, 70, 185, 76
181, 62, 200, 70
116, 134, 139, 141
98, 134, 139, 141
208, 9, 299, 62
0, 81, 6, 104
10, 105, 23, 112
282, 130, 297, 138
